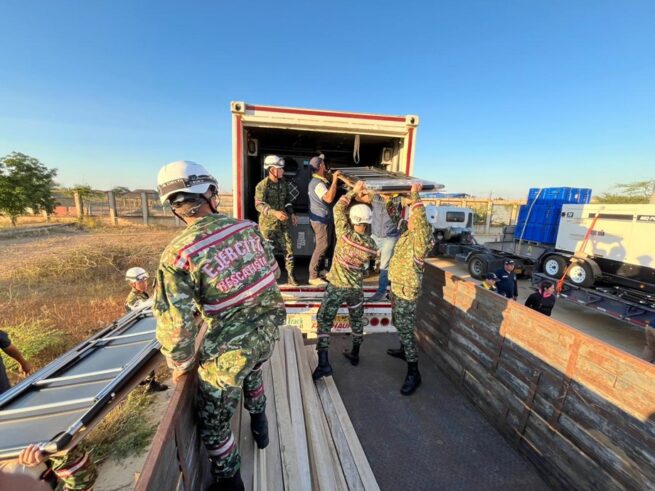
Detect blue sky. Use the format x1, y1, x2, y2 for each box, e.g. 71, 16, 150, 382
0, 1, 653, 199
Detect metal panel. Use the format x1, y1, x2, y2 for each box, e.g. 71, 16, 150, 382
333, 166, 442, 192
0, 305, 160, 459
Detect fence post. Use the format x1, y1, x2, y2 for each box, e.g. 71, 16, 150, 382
141, 192, 149, 226
484, 201, 493, 234
510, 204, 519, 225
73, 192, 83, 219
107, 191, 118, 226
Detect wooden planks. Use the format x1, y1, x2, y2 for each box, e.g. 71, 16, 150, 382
138, 324, 379, 490
417, 263, 655, 491
247, 325, 379, 491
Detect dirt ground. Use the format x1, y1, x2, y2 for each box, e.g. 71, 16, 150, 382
94, 382, 173, 491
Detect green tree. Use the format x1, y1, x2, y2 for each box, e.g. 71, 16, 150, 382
63, 185, 104, 219
111, 186, 131, 196
0, 152, 58, 226
595, 179, 655, 204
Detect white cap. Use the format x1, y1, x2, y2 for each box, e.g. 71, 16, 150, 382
349, 204, 372, 225
126, 267, 149, 282
157, 160, 218, 205
309, 154, 325, 170
264, 155, 285, 170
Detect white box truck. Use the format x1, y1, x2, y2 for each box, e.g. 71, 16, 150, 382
230, 101, 425, 337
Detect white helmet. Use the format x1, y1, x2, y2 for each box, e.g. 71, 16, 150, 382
349, 204, 372, 225
126, 267, 149, 282
263, 155, 285, 170
157, 160, 219, 205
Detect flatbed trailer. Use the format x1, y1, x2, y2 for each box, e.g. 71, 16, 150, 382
437, 239, 548, 279
532, 271, 655, 329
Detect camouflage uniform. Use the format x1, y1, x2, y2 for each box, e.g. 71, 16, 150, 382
388, 192, 434, 363
254, 177, 295, 278
153, 214, 286, 479
316, 191, 377, 350
49, 446, 97, 491
125, 289, 149, 312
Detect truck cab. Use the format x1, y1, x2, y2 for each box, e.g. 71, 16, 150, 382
425, 204, 475, 245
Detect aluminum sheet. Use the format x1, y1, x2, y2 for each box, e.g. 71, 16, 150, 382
0, 305, 160, 459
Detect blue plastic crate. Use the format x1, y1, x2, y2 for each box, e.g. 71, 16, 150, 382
526, 187, 592, 204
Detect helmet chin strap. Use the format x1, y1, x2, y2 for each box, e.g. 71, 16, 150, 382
204, 194, 219, 214
172, 208, 188, 224
204, 188, 219, 214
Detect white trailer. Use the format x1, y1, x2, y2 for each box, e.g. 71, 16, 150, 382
556, 203, 655, 268
540, 203, 655, 290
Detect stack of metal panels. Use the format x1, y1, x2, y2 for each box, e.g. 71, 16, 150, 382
333, 166, 442, 193
0, 304, 161, 460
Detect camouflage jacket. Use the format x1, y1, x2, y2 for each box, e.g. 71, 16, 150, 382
254, 177, 295, 230
125, 289, 149, 312
388, 192, 434, 301
326, 191, 378, 289
153, 214, 285, 372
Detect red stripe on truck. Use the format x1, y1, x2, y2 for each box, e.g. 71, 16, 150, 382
245, 104, 406, 123
235, 115, 243, 219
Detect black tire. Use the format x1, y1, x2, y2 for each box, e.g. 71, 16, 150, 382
468, 255, 488, 280
429, 232, 442, 257
566, 260, 595, 288
542, 254, 568, 279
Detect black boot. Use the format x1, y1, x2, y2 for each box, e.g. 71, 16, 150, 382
207, 470, 245, 491
386, 345, 406, 360
312, 350, 333, 380
400, 362, 421, 396
343, 344, 360, 366
145, 379, 169, 393
250, 411, 269, 449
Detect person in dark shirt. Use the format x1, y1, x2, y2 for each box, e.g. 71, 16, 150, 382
525, 280, 557, 317
495, 259, 518, 300
0, 330, 32, 394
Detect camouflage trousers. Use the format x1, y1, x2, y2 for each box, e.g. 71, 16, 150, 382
50, 445, 98, 491
261, 224, 294, 276
390, 291, 419, 363
316, 284, 364, 350
196, 316, 279, 479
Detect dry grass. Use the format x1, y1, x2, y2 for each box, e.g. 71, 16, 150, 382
0, 229, 176, 376
82, 386, 157, 464
0, 227, 177, 463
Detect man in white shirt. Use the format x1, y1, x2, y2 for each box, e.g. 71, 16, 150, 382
307, 154, 340, 286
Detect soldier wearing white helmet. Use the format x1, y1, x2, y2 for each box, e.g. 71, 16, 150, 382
124, 267, 150, 311
124, 267, 168, 393
154, 160, 286, 490
254, 155, 299, 285
312, 180, 379, 380
349, 204, 373, 225
157, 160, 220, 218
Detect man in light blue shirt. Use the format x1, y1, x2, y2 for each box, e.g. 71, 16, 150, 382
369, 194, 400, 301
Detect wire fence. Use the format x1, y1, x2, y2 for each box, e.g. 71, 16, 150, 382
15, 192, 523, 237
